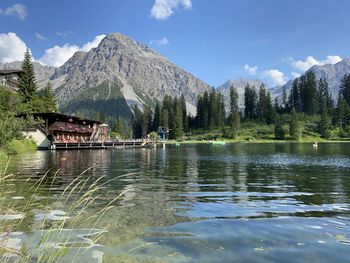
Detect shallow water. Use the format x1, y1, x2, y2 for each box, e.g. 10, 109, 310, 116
5, 143, 350, 262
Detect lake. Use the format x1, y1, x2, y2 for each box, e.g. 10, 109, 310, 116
4, 143, 350, 262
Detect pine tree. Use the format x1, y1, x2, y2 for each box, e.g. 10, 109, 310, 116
282, 86, 287, 112
318, 78, 331, 114
42, 81, 57, 112
132, 105, 143, 138
217, 94, 226, 128
18, 49, 38, 113
336, 97, 350, 131
274, 118, 285, 140
152, 102, 161, 131
300, 71, 318, 114
114, 117, 125, 138
209, 90, 217, 129
289, 108, 300, 139
229, 85, 240, 129
142, 105, 152, 137
244, 85, 257, 120
180, 95, 188, 131
340, 74, 350, 106
257, 84, 270, 123
288, 78, 301, 112
318, 110, 331, 138
162, 110, 169, 129
173, 97, 184, 139
265, 92, 276, 125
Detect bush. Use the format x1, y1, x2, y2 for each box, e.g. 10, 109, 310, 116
0, 113, 24, 148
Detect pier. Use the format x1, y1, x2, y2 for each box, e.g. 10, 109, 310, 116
53, 140, 146, 150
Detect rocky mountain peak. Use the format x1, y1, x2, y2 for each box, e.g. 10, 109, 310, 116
49, 32, 211, 119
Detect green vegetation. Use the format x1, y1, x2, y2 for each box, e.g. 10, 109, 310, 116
131, 72, 350, 142
0, 50, 58, 153
60, 80, 133, 125
0, 163, 124, 261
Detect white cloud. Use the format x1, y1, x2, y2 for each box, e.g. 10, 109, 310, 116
35, 32, 48, 41
291, 55, 342, 72
291, 72, 301, 79
81, 34, 106, 52
39, 34, 106, 67
150, 37, 170, 46
244, 64, 258, 75
0, 32, 27, 63
39, 44, 80, 67
56, 31, 74, 37
151, 0, 192, 20
263, 69, 286, 86
0, 4, 28, 20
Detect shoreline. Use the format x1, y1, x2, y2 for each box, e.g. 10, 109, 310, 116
166, 138, 350, 144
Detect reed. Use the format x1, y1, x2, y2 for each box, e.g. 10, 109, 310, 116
0, 159, 128, 262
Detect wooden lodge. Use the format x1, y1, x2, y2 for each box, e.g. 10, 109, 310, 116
0, 69, 24, 91
22, 112, 144, 150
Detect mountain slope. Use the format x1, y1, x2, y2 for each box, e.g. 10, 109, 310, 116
273, 58, 350, 101
52, 33, 212, 119
217, 79, 266, 108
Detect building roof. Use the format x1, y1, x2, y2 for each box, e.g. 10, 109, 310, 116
19, 112, 102, 126
0, 69, 24, 75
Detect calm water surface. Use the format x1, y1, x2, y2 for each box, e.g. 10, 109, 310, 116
6, 143, 350, 262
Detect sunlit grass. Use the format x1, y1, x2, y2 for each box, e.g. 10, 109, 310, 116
0, 159, 129, 262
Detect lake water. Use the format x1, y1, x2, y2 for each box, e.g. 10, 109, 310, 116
4, 143, 350, 262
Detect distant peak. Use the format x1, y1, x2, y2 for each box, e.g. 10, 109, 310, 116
104, 32, 132, 41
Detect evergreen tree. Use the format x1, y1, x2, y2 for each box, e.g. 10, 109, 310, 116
289, 108, 300, 139
244, 85, 257, 120
202, 91, 210, 128
18, 49, 37, 103
288, 78, 302, 112
336, 97, 350, 131
274, 118, 285, 140
318, 78, 331, 114
209, 90, 217, 129
300, 71, 318, 114
18, 49, 39, 113
173, 97, 184, 139
152, 102, 161, 131
42, 81, 57, 112
339, 74, 350, 106
257, 84, 271, 123
217, 94, 226, 128
162, 110, 169, 129
142, 105, 152, 137
282, 86, 287, 112
265, 92, 276, 124
180, 95, 188, 131
229, 85, 240, 129
113, 117, 125, 138
318, 110, 331, 138
132, 105, 143, 138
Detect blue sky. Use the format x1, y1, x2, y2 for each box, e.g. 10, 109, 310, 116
0, 0, 349, 87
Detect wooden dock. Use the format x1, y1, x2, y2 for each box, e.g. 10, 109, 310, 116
52, 140, 146, 150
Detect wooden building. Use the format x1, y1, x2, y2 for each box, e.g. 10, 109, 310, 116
0, 70, 23, 90
22, 113, 110, 149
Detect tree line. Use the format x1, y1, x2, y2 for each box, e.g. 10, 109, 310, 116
0, 49, 57, 147
131, 70, 350, 140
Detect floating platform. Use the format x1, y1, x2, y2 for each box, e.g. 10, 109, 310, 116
52, 141, 146, 150
208, 141, 226, 145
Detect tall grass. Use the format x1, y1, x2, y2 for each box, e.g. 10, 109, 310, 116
0, 159, 129, 262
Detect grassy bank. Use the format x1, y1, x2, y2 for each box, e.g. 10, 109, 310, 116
170, 122, 350, 144
0, 139, 37, 163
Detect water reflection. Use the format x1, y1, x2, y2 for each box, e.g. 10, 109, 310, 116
5, 143, 350, 262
